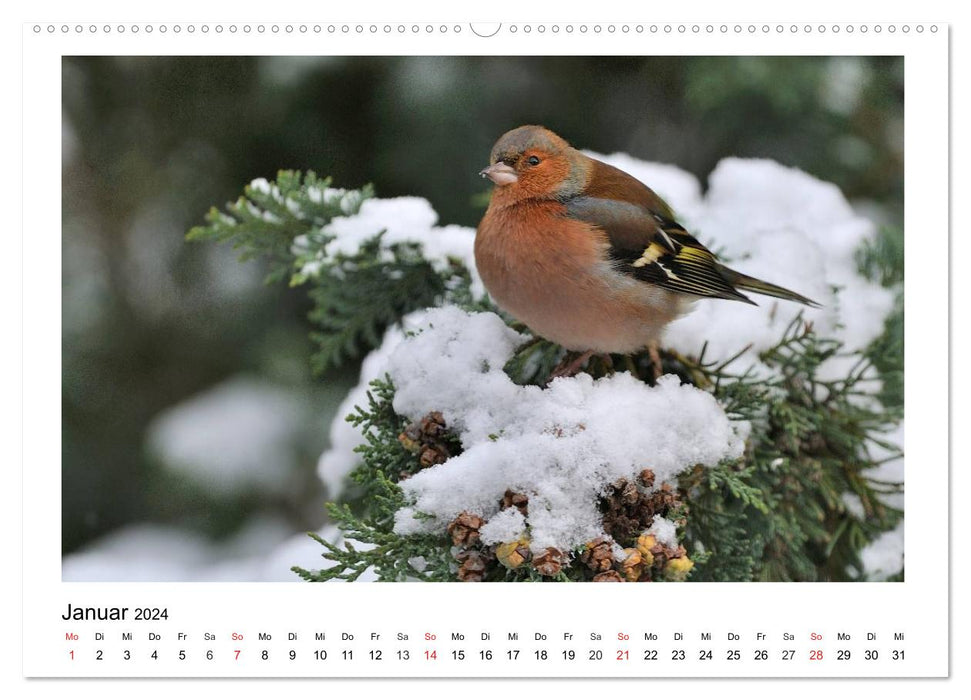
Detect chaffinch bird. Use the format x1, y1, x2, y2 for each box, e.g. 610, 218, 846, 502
474, 125, 818, 367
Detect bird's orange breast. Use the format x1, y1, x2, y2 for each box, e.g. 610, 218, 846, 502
474, 201, 684, 353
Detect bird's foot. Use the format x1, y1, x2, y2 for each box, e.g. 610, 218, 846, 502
647, 341, 664, 382
548, 351, 616, 382
548, 350, 597, 381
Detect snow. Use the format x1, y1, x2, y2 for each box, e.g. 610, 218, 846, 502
478, 508, 527, 546
147, 376, 308, 496
249, 177, 272, 195
316, 323, 405, 496
62, 518, 294, 582
63, 525, 221, 582
297, 196, 484, 298
63, 522, 377, 582
841, 493, 866, 520
859, 521, 904, 581
386, 307, 746, 554
646, 517, 679, 547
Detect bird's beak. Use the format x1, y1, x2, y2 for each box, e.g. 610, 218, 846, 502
479, 162, 518, 186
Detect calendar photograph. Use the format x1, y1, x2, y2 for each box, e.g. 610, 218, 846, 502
61, 54, 905, 585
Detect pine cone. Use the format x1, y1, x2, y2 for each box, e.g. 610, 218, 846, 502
600, 478, 656, 546
419, 444, 449, 467
615, 478, 640, 505
447, 512, 485, 547
399, 411, 454, 468
455, 551, 489, 582
532, 547, 566, 577
647, 482, 679, 511
418, 411, 448, 439
593, 570, 625, 582
500, 489, 529, 516
580, 538, 614, 572
601, 478, 685, 548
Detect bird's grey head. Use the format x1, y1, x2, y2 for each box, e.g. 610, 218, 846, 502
488, 125, 571, 166
480, 126, 585, 198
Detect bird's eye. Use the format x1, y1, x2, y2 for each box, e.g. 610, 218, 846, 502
527, 155, 541, 166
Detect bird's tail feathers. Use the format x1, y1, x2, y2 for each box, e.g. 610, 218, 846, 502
716, 264, 821, 308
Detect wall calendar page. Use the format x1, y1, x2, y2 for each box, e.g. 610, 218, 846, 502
15, 2, 958, 696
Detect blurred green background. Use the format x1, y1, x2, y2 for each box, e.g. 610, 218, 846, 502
61, 56, 903, 561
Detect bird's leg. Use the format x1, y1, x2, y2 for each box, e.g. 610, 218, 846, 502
647, 340, 664, 381
598, 353, 615, 375
548, 349, 596, 380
